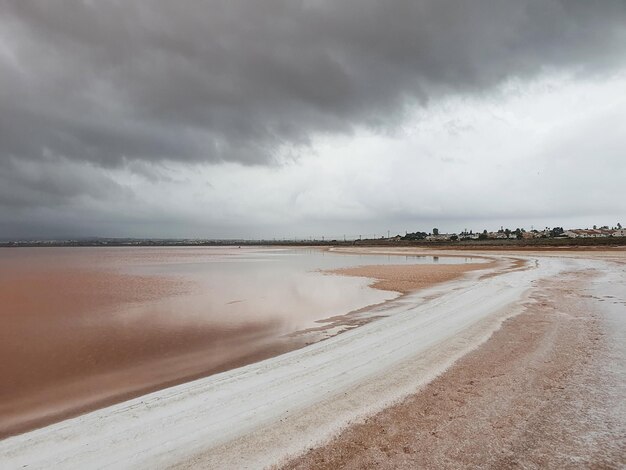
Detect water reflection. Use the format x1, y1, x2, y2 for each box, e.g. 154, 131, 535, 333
0, 247, 481, 438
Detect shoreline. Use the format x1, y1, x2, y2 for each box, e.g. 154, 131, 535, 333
290, 258, 497, 344
282, 253, 626, 468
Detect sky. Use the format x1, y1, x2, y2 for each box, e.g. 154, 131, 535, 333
1, 0, 625, 240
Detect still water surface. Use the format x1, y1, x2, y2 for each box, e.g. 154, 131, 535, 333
0, 246, 479, 437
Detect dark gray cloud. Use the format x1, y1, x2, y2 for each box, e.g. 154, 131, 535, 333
0, 154, 132, 209
1, 0, 625, 170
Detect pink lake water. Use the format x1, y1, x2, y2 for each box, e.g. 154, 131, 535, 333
0, 246, 479, 438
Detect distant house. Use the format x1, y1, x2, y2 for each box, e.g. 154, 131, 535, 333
425, 233, 452, 241
612, 229, 626, 237
564, 229, 610, 238
563, 230, 580, 238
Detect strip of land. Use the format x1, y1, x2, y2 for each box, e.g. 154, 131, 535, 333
328, 260, 494, 294
282, 253, 626, 468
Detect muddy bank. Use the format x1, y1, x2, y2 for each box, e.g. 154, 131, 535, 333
328, 261, 494, 294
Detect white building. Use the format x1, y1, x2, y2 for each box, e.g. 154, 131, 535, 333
564, 229, 609, 238
425, 233, 453, 241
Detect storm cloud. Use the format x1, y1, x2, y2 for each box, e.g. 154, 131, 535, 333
1, 1, 625, 238
2, 0, 626, 167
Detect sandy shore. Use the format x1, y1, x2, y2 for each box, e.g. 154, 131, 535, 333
283, 249, 626, 469
327, 260, 494, 294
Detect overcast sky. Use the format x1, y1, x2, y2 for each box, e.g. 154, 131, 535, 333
1, 1, 625, 239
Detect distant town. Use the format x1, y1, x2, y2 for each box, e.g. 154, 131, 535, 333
402, 224, 626, 242
1, 224, 624, 247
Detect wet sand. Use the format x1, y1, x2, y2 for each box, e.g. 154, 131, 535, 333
283, 251, 626, 469
328, 261, 494, 294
